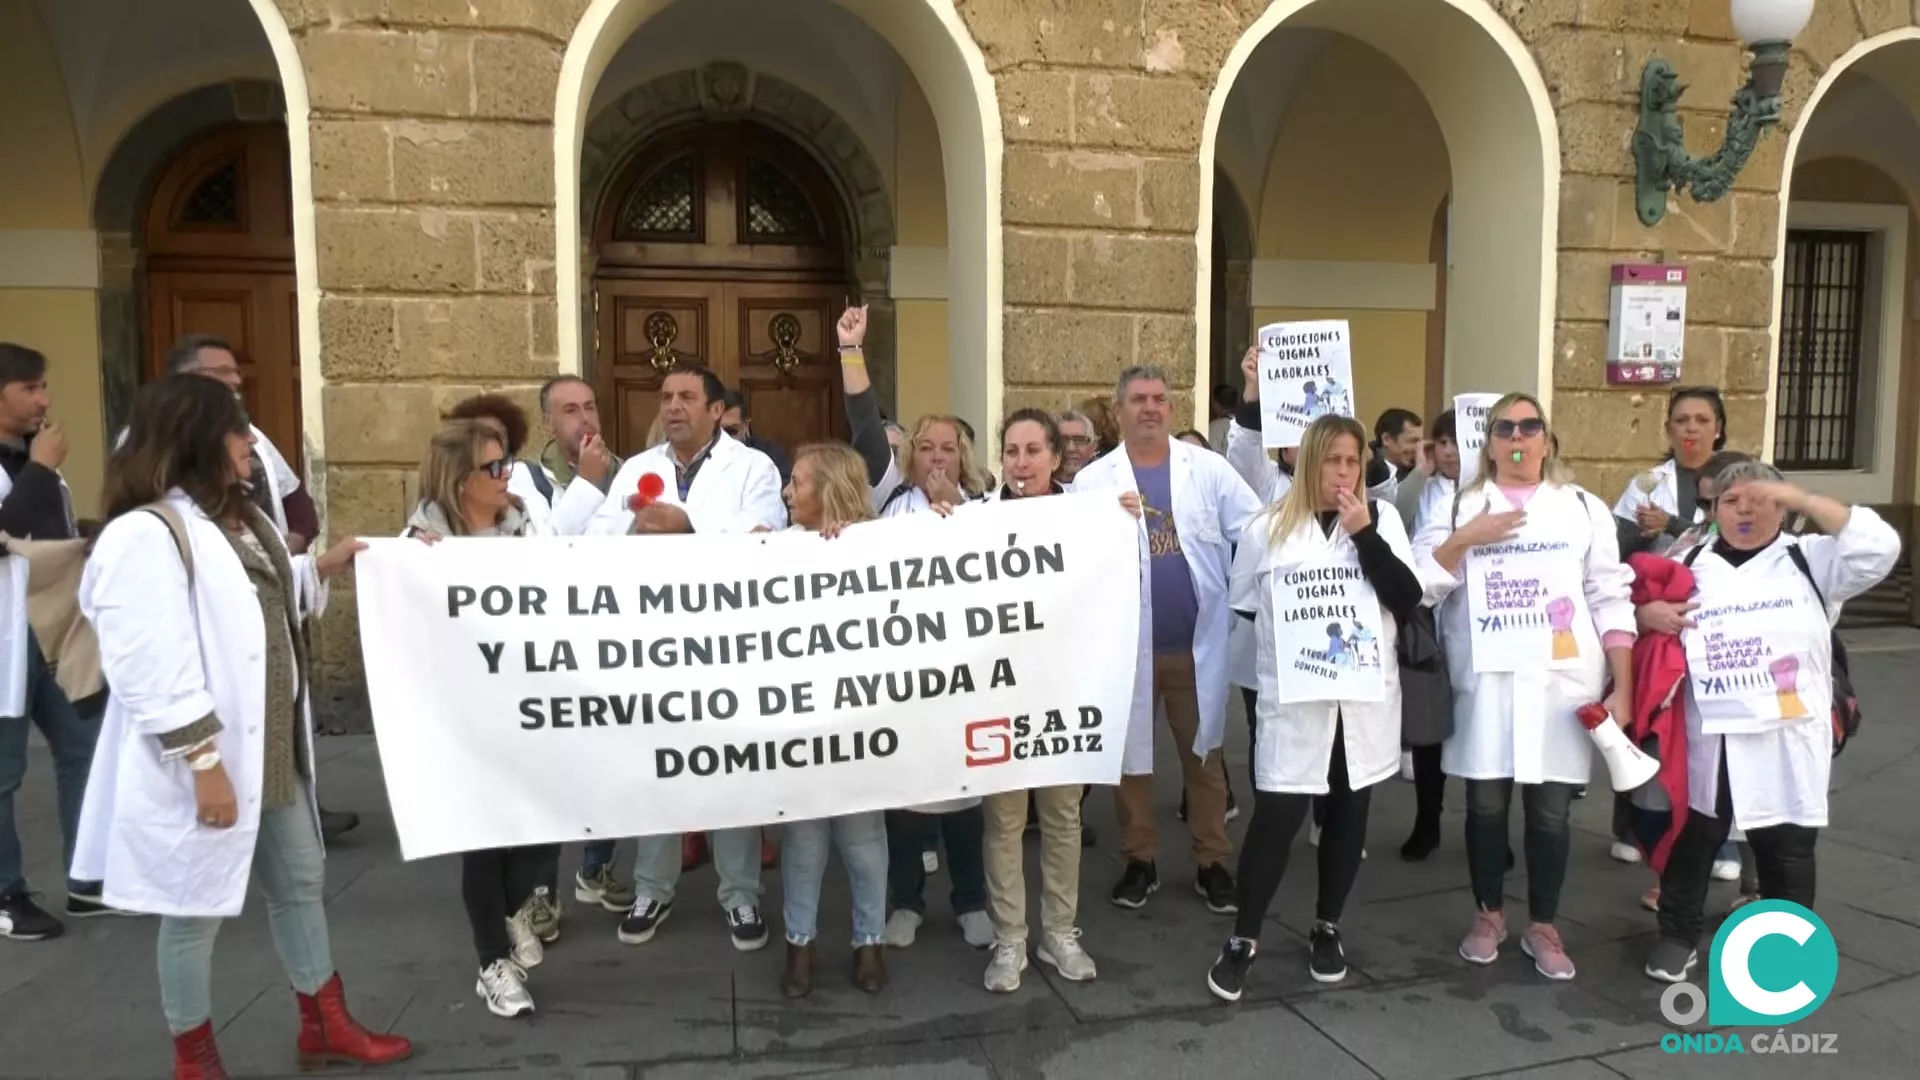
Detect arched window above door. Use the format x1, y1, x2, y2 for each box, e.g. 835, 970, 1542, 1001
615, 152, 701, 241
176, 160, 244, 229
743, 154, 823, 243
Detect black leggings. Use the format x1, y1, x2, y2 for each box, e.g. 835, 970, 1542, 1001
460, 844, 559, 966
1232, 719, 1372, 938
1657, 758, 1817, 947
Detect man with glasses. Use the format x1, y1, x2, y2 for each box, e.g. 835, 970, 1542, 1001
1055, 410, 1100, 485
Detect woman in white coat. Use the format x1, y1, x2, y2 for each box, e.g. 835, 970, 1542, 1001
1412, 392, 1635, 982
403, 420, 558, 1020
1207, 416, 1426, 1002
1636, 462, 1897, 982
74, 375, 410, 1080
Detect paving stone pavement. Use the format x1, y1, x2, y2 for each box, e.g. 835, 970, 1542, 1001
6, 631, 1920, 1079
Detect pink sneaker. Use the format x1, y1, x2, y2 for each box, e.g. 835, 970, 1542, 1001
1521, 923, 1576, 980
1459, 908, 1507, 964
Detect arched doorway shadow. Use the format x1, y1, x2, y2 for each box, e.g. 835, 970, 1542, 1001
1199, 0, 1559, 423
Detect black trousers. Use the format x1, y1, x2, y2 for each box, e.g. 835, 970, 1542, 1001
1656, 758, 1817, 947
1231, 718, 1372, 939
461, 843, 559, 965
1409, 743, 1443, 829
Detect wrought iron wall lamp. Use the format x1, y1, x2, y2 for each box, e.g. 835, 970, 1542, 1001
1631, 0, 1815, 227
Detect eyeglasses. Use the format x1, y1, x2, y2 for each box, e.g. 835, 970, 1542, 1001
1062, 435, 1094, 448
477, 458, 512, 480
1489, 417, 1547, 439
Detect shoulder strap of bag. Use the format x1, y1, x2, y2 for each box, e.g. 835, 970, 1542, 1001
1783, 543, 1828, 611
141, 504, 195, 588
879, 482, 915, 514
528, 463, 555, 505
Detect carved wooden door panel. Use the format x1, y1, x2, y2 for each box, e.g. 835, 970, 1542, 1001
729, 283, 848, 454
596, 280, 727, 456
146, 269, 301, 471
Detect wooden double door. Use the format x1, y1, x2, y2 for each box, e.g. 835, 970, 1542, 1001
591, 120, 856, 458
595, 278, 849, 457
142, 124, 302, 471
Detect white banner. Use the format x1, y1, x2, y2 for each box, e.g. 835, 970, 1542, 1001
1684, 583, 1820, 729
356, 494, 1142, 860
1258, 319, 1354, 449
1453, 392, 1501, 488
1464, 537, 1586, 674
1270, 558, 1385, 704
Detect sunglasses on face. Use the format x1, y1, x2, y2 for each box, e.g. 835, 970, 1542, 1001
1489, 417, 1547, 440
477, 458, 512, 480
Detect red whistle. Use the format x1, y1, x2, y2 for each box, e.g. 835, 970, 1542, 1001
627, 472, 665, 513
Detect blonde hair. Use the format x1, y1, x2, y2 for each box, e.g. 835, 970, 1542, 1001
1467, 391, 1572, 494
899, 414, 986, 497
793, 442, 875, 529
418, 419, 514, 536
645, 411, 666, 450
1268, 415, 1368, 546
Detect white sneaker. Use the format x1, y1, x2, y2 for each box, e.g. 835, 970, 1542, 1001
957, 910, 995, 949
506, 909, 543, 969
1711, 858, 1741, 882
1308, 822, 1321, 847
1400, 751, 1416, 781
883, 909, 922, 948
1036, 928, 1097, 981
475, 959, 534, 1018
922, 849, 939, 874
1610, 841, 1644, 865
984, 939, 1027, 993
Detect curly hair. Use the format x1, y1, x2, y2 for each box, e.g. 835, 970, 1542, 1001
444, 393, 530, 457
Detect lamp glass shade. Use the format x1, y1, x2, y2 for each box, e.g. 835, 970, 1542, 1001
1731, 0, 1814, 45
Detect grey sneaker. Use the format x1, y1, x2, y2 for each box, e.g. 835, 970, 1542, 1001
506, 909, 543, 969
475, 958, 534, 1018
1036, 928, 1097, 981
984, 939, 1027, 993
1644, 938, 1698, 984
574, 865, 636, 911
522, 886, 560, 944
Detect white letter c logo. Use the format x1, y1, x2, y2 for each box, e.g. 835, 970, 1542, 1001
1721, 910, 1817, 1017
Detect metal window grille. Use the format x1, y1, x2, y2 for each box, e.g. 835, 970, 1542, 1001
1773, 229, 1870, 470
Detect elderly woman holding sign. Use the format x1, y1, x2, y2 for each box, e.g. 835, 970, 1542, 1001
75, 375, 409, 1079
1205, 415, 1425, 1002
406, 420, 557, 1021
1634, 462, 1896, 983
1410, 392, 1634, 982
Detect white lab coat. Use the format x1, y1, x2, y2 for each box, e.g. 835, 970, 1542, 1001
585, 432, 786, 535
1072, 437, 1263, 775
0, 462, 67, 718
1229, 505, 1413, 794
1413, 472, 1458, 533
1612, 458, 1702, 556
1412, 482, 1634, 784
71, 491, 328, 917
508, 460, 602, 536
1680, 510, 1899, 829
1221, 418, 1397, 690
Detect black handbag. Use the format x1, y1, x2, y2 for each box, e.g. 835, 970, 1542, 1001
1396, 605, 1453, 747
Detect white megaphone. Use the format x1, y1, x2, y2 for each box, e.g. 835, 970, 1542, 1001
1577, 703, 1660, 793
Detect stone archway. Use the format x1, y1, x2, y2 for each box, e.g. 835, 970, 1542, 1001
579, 64, 902, 413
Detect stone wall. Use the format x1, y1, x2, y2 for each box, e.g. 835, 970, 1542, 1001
274, 0, 1918, 725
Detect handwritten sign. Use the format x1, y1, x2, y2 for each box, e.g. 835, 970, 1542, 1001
1258, 320, 1354, 449
1684, 584, 1818, 728
1464, 538, 1584, 673
1454, 393, 1502, 488
1270, 558, 1385, 704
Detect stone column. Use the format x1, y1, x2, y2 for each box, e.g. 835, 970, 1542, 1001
275, 0, 588, 729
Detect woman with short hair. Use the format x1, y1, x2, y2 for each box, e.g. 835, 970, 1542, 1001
75, 374, 410, 1078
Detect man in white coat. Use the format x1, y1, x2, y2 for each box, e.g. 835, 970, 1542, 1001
1073, 365, 1263, 915
583, 364, 785, 953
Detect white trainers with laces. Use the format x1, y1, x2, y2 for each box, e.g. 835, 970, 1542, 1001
983, 939, 1027, 993
476, 958, 534, 1018
883, 909, 922, 948
957, 910, 994, 949
1036, 928, 1097, 981
506, 909, 544, 969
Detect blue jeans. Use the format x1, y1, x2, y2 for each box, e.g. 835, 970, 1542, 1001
0, 634, 103, 897
632, 827, 760, 910
580, 839, 618, 877
158, 786, 332, 1032
781, 812, 887, 947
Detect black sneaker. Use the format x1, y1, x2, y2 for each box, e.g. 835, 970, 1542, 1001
1177, 789, 1189, 823
616, 898, 672, 945
1226, 787, 1239, 822
727, 904, 770, 952
1080, 824, 1097, 849
1206, 937, 1257, 1002
1309, 921, 1347, 982
1110, 860, 1159, 909
1644, 938, 1698, 984
64, 884, 136, 919
0, 892, 64, 941
1195, 863, 1237, 915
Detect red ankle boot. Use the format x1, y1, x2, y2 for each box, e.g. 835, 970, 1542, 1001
172, 1021, 229, 1080
295, 974, 413, 1069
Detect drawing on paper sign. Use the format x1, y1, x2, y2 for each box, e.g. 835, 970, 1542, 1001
1302, 378, 1351, 422
1546, 595, 1580, 661
1320, 619, 1381, 670
1770, 655, 1809, 719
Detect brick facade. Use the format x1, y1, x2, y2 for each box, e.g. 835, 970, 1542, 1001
264, 0, 1919, 713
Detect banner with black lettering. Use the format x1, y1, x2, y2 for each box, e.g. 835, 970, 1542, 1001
355, 493, 1142, 860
